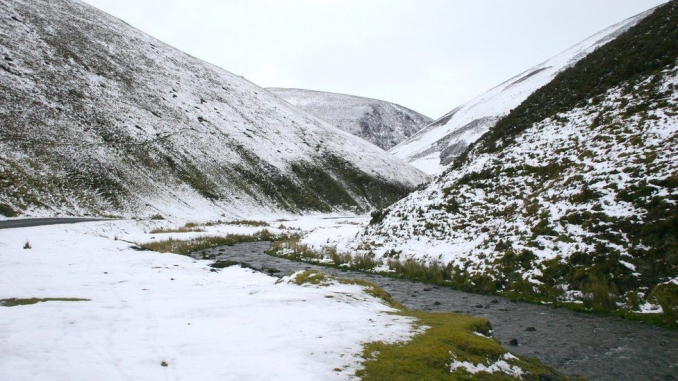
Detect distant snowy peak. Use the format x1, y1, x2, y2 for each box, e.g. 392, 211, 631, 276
267, 88, 432, 150
390, 8, 655, 175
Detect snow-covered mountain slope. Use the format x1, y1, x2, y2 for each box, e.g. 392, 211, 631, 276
267, 88, 432, 150
352, 1, 678, 317
0, 0, 428, 219
390, 8, 654, 175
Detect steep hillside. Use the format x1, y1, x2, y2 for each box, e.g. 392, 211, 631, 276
391, 8, 653, 175
0, 0, 427, 219
267, 88, 432, 150
352, 1, 678, 320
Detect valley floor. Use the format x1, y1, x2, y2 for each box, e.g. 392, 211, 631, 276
2, 216, 676, 380
0, 218, 417, 380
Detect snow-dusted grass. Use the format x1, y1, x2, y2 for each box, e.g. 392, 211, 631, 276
268, 235, 454, 287
0, 221, 421, 380
139, 230, 275, 255
348, 64, 678, 325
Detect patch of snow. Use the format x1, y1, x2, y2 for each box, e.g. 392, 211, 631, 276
449, 353, 525, 377
639, 302, 663, 314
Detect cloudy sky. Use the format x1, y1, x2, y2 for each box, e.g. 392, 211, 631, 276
81, 0, 668, 118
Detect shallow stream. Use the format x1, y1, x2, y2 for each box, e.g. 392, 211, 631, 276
193, 242, 678, 381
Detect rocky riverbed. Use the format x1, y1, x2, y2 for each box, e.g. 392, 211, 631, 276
193, 242, 678, 381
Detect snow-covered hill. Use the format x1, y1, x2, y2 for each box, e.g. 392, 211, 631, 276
267, 88, 432, 150
390, 8, 654, 175
348, 1, 678, 317
0, 0, 427, 220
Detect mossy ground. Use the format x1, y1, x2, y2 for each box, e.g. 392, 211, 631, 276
359, 310, 576, 381
0, 298, 90, 307
286, 270, 405, 309
287, 271, 573, 380
286, 270, 335, 287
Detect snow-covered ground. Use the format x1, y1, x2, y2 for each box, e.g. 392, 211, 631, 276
0, 219, 418, 380
286, 215, 370, 251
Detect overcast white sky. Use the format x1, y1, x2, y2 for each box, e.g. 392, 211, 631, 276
81, 0, 668, 118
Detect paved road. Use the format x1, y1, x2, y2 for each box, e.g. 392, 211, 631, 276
0, 218, 108, 230
195, 242, 678, 381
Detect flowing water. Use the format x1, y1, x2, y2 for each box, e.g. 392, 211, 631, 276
193, 242, 678, 381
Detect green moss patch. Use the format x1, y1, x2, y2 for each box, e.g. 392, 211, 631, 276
0, 298, 90, 307
359, 310, 575, 380
282, 271, 573, 379
287, 270, 334, 287
649, 282, 678, 323
284, 270, 405, 309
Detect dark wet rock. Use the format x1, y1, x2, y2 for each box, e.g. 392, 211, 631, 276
433, 301, 441, 306
526, 327, 537, 332
210, 260, 254, 270
508, 338, 519, 346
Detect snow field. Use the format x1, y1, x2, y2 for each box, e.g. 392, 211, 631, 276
0, 220, 419, 380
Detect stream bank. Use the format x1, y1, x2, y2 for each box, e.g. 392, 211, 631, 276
193, 241, 678, 381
